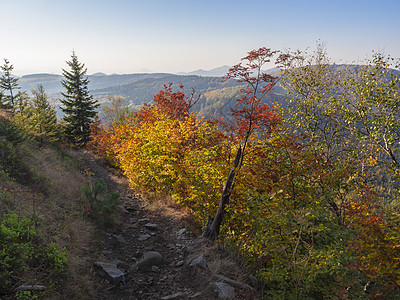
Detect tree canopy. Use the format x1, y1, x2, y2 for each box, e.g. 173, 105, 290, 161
60, 52, 99, 147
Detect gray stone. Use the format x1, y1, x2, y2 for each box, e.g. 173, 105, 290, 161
137, 251, 167, 271
17, 285, 46, 292
189, 254, 207, 269
212, 282, 235, 299
214, 274, 256, 292
94, 262, 125, 284
175, 260, 184, 267
213, 274, 235, 285
138, 234, 151, 241
161, 292, 186, 299
118, 205, 130, 214
138, 218, 150, 223
189, 292, 203, 298
176, 228, 187, 236
144, 222, 158, 230
110, 234, 126, 245
124, 203, 137, 211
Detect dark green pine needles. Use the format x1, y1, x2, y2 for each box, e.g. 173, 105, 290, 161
60, 51, 99, 147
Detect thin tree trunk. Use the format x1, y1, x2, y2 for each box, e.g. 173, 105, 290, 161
202, 169, 236, 241
202, 143, 245, 241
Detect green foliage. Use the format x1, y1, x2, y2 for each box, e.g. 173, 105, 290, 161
45, 242, 68, 274
61, 51, 99, 147
101, 95, 132, 127
13, 85, 61, 145
16, 290, 39, 300
0, 214, 36, 290
0, 213, 68, 294
0, 120, 26, 144
81, 178, 120, 227
280, 45, 400, 297
0, 120, 34, 184
29, 85, 61, 144
90, 47, 400, 298
0, 59, 20, 108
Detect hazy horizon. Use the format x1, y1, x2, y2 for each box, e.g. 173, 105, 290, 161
2, 0, 400, 76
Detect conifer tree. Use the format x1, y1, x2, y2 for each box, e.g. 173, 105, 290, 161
30, 85, 60, 144
0, 91, 6, 108
0, 59, 20, 109
60, 51, 99, 147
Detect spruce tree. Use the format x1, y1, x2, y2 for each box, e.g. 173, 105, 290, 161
30, 85, 60, 144
60, 52, 99, 147
0, 91, 6, 108
0, 59, 20, 109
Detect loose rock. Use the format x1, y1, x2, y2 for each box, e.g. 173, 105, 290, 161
17, 285, 46, 292
110, 234, 126, 245
214, 274, 256, 292
176, 260, 184, 267
176, 228, 187, 236
138, 234, 151, 241
94, 262, 125, 284
161, 291, 186, 299
136, 251, 167, 271
212, 282, 235, 299
189, 254, 207, 269
144, 222, 158, 230
138, 218, 150, 223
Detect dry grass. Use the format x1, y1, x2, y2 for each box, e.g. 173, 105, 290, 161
0, 139, 99, 299
140, 191, 203, 235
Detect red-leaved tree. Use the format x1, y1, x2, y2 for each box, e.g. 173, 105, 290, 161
203, 48, 282, 240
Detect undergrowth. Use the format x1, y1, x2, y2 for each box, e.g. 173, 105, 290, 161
0, 112, 99, 299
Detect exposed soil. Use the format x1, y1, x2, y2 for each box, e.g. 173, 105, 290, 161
77, 150, 260, 300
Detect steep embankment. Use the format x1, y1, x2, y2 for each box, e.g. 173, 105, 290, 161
0, 113, 99, 299
0, 111, 259, 299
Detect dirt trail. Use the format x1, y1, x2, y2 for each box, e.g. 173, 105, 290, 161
77, 150, 260, 300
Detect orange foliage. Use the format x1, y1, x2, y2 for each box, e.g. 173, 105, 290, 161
345, 186, 400, 295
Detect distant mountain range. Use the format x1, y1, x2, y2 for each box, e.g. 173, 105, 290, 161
14, 66, 284, 118
11, 65, 400, 119
177, 65, 231, 77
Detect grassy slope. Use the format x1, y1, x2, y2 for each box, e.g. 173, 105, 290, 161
0, 112, 98, 299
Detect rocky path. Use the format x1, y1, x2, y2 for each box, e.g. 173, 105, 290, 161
77, 150, 260, 300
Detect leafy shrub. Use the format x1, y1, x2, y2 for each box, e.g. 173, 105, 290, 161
44, 242, 68, 274
0, 214, 68, 294
0, 214, 36, 291
16, 290, 39, 300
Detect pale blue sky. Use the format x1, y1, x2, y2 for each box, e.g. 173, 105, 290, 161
2, 0, 399, 75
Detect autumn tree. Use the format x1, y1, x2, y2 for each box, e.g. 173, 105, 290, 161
280, 44, 400, 297
60, 51, 99, 147
101, 95, 132, 128
202, 48, 281, 241
340, 53, 400, 173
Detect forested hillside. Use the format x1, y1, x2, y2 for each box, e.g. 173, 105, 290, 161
89, 47, 400, 299
19, 73, 172, 96
19, 71, 285, 119
2, 46, 400, 299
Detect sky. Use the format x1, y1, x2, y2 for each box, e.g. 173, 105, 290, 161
2, 0, 400, 76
